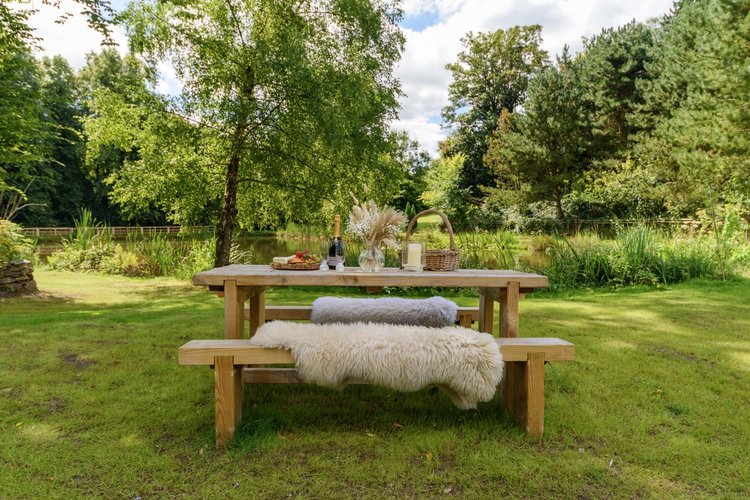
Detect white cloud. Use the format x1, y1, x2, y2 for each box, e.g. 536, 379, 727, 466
13, 0, 128, 68
393, 0, 674, 155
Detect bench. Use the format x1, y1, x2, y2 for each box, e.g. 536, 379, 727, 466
179, 337, 575, 448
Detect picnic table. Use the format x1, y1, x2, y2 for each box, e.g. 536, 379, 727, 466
185, 265, 576, 446
192, 264, 549, 339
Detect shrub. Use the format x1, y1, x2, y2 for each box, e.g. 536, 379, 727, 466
0, 220, 34, 264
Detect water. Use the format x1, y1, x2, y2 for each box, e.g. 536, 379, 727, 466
237, 236, 328, 264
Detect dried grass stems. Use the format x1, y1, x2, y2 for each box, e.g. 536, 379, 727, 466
347, 200, 406, 249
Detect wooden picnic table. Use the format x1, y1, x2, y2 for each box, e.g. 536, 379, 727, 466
192, 265, 548, 339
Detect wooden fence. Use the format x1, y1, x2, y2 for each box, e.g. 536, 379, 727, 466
21, 226, 215, 238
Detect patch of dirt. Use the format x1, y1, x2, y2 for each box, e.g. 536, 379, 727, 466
653, 347, 716, 366
44, 396, 67, 414
59, 352, 93, 370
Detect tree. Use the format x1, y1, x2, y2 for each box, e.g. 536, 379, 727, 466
13, 56, 87, 226
485, 51, 590, 219
636, 0, 750, 214
576, 21, 656, 163
118, 0, 405, 266
442, 26, 548, 198
389, 132, 430, 213
420, 154, 475, 226
79, 49, 166, 224
0, 4, 46, 191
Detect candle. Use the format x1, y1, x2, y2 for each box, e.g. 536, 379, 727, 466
407, 243, 422, 268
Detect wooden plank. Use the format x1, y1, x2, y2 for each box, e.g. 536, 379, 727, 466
178, 338, 574, 365
214, 356, 242, 448
179, 341, 295, 365
248, 289, 266, 336
497, 338, 575, 362
503, 361, 526, 424
193, 265, 549, 289
223, 281, 244, 339
525, 351, 545, 436
252, 305, 482, 323
500, 281, 520, 338
478, 294, 494, 334
243, 368, 370, 385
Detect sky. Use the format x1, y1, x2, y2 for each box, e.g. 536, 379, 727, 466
19, 0, 675, 155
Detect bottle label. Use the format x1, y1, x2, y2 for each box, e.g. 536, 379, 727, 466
328, 255, 342, 266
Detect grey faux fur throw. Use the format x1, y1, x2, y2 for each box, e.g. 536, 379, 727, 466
249, 321, 504, 409
311, 296, 458, 328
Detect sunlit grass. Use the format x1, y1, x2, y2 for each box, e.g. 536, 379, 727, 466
1, 271, 749, 496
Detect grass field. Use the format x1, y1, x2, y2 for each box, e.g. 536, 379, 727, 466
1, 270, 750, 497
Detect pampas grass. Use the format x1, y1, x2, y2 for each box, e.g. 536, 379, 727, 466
347, 199, 406, 249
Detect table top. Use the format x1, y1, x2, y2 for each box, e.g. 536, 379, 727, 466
193, 264, 548, 289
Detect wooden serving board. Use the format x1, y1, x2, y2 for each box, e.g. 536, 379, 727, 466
270, 262, 321, 271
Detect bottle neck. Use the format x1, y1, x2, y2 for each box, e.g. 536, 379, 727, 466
333, 215, 341, 238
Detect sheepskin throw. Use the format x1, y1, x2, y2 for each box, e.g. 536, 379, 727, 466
311, 296, 458, 328
249, 321, 504, 409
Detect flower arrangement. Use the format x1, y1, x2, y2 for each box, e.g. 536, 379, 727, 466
347, 199, 406, 249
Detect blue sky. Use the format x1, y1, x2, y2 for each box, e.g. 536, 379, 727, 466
21, 0, 675, 155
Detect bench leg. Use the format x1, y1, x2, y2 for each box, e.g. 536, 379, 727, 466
503, 352, 545, 436
214, 356, 243, 448
478, 294, 494, 334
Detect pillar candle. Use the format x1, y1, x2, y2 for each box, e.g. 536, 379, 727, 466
407, 243, 421, 267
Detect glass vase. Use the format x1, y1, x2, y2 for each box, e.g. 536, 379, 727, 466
358, 244, 385, 272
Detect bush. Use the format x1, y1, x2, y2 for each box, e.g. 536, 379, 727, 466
0, 220, 34, 264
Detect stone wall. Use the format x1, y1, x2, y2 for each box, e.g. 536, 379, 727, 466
0, 260, 37, 295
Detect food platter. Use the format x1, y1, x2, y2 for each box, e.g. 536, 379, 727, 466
270, 262, 321, 271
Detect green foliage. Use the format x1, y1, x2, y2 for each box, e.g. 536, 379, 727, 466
485, 50, 589, 219
635, 0, 750, 214
442, 26, 548, 195
456, 229, 518, 269
0, 219, 34, 263
534, 227, 727, 289
576, 21, 656, 160
0, 5, 47, 192
420, 154, 477, 227
116, 0, 406, 266
46, 210, 249, 278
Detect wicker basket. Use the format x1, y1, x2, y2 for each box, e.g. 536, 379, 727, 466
403, 208, 460, 271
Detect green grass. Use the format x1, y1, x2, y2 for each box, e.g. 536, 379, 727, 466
2, 271, 750, 497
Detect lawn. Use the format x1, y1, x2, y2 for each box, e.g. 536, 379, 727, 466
1, 270, 749, 497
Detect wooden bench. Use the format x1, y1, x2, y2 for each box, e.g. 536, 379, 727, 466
179, 337, 575, 448
248, 305, 483, 328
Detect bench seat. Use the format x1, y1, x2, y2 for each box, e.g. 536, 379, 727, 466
179, 337, 575, 448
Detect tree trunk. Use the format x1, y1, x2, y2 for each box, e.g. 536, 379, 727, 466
555, 195, 564, 220
214, 148, 241, 268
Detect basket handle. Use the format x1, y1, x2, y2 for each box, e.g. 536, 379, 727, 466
404, 208, 456, 251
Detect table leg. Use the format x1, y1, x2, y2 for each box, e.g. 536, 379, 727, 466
500, 281, 520, 338
248, 289, 266, 337
478, 292, 494, 334
223, 280, 246, 339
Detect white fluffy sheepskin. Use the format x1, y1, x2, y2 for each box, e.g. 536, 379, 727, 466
249, 321, 504, 409
311, 296, 458, 328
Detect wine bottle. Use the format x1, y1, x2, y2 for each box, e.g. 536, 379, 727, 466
328, 214, 345, 269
